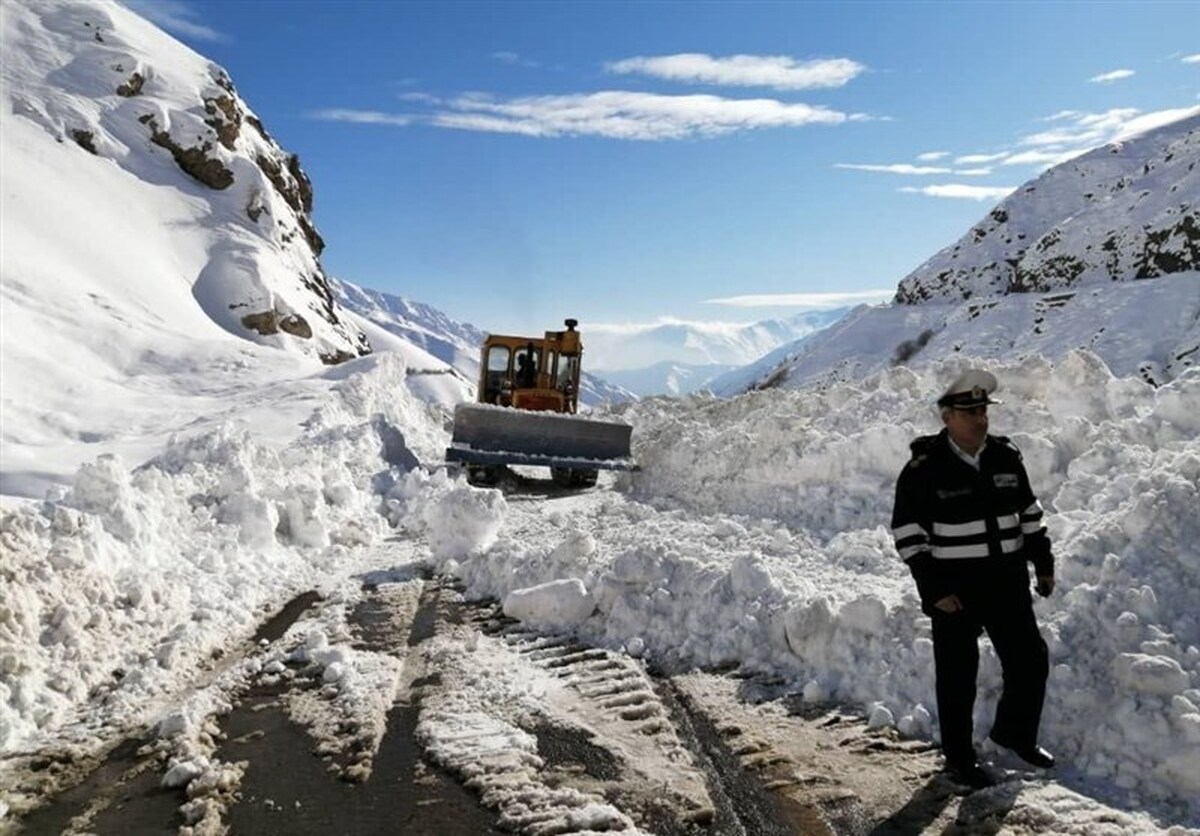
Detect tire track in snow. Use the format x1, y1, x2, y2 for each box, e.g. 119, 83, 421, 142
6, 589, 325, 835
214, 574, 501, 835
416, 596, 837, 835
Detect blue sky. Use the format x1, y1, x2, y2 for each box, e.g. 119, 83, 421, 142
136, 0, 1198, 336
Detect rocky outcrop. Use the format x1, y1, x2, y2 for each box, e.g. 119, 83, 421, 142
254, 152, 323, 254
203, 94, 240, 150
71, 128, 96, 154
115, 71, 143, 96
115, 55, 367, 361
241, 310, 313, 339
896, 114, 1200, 304
7, 0, 373, 365
144, 113, 234, 190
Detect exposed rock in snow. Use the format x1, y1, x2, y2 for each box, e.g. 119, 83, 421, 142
1, 0, 368, 363
896, 113, 1199, 303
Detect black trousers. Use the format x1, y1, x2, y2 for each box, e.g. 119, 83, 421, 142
930, 581, 1049, 764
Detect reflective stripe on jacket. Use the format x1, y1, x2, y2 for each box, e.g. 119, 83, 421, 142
891, 430, 1052, 609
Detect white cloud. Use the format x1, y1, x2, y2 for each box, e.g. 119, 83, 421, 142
121, 0, 223, 41
309, 109, 413, 126
952, 167, 993, 176
835, 163, 951, 175
954, 152, 1008, 164
703, 290, 894, 308
1089, 69, 1135, 84
1021, 108, 1141, 147
1110, 106, 1200, 140
431, 91, 851, 140
1001, 148, 1088, 167
916, 151, 950, 161
606, 53, 865, 90
1184, 54, 1200, 64
899, 184, 1016, 201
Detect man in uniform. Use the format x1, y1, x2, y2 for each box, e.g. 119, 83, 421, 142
891, 369, 1056, 788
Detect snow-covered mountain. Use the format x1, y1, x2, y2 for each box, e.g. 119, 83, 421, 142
721, 113, 1200, 395
588, 309, 850, 394
898, 113, 1199, 302
332, 278, 488, 376
0, 0, 631, 499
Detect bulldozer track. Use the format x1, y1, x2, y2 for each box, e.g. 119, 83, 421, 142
6, 571, 1090, 836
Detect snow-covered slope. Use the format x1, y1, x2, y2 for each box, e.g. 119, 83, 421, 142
723, 113, 1200, 395
729, 274, 1200, 393
1, 0, 369, 362
707, 318, 860, 396
332, 278, 488, 374
897, 112, 1199, 302
0, 0, 472, 498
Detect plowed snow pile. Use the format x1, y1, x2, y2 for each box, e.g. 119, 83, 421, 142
422, 350, 1200, 824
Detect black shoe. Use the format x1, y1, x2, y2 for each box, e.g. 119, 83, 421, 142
945, 759, 993, 789
990, 734, 1055, 769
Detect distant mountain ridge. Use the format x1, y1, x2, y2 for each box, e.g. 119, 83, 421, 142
333, 278, 635, 406
588, 309, 850, 395
598, 361, 736, 397
333, 278, 487, 372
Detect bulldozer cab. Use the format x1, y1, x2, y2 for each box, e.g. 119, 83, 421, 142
478, 318, 582, 413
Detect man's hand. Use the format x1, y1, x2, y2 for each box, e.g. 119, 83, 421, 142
934, 594, 963, 613
1035, 575, 1055, 597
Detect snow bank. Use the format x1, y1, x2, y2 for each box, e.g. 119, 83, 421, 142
0, 354, 451, 752
433, 351, 1200, 821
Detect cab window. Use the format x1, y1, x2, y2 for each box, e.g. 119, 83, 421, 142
483, 345, 511, 402
556, 354, 579, 390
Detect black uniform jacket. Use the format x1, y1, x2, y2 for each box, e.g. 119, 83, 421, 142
891, 430, 1053, 615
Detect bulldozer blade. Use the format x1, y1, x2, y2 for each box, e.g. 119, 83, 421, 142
445, 403, 636, 470
445, 447, 638, 472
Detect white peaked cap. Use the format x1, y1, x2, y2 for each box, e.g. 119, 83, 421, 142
938, 369, 1002, 408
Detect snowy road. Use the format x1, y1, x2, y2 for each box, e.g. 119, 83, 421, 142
6, 472, 1188, 835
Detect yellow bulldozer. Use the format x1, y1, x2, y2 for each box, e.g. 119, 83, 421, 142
445, 318, 637, 487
